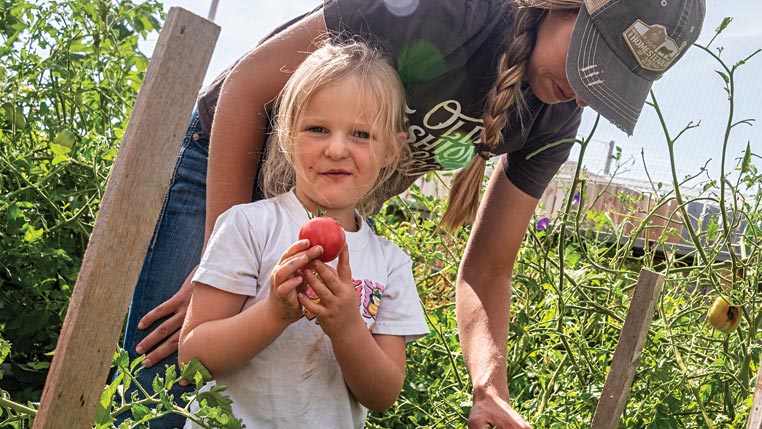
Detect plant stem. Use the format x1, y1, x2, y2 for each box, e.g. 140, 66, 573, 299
659, 299, 714, 428
0, 396, 38, 417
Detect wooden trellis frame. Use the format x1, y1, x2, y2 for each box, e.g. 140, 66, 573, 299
747, 355, 762, 429
33, 8, 219, 428
591, 269, 665, 429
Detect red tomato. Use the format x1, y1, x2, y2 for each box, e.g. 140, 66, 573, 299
298, 217, 346, 262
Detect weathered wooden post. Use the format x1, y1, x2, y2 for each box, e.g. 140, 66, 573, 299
591, 269, 665, 429
33, 8, 219, 428
746, 355, 762, 429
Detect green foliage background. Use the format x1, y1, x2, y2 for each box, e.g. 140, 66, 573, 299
1, 1, 761, 428
0, 0, 162, 402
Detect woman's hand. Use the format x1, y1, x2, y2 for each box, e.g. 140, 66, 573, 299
468, 394, 531, 429
299, 245, 362, 337
136, 267, 196, 367
268, 239, 322, 323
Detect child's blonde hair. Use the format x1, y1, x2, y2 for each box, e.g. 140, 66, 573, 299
440, 0, 582, 232
260, 40, 410, 216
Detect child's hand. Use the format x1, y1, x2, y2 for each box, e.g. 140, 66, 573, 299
299, 245, 363, 338
269, 239, 322, 323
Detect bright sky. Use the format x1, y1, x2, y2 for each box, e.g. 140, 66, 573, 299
145, 1, 762, 190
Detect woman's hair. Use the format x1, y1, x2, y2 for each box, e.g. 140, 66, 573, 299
440, 0, 582, 232
260, 40, 410, 216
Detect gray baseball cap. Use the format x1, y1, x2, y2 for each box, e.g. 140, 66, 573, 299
567, 0, 706, 135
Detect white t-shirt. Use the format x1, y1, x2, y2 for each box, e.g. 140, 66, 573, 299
186, 190, 429, 429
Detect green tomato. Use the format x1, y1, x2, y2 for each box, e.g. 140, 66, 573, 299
2, 102, 26, 130
54, 129, 77, 148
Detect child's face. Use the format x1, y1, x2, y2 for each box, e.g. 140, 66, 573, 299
292, 75, 396, 217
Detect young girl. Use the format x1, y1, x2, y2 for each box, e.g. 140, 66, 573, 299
178, 41, 429, 428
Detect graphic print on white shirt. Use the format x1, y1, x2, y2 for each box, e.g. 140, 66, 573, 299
301, 278, 385, 332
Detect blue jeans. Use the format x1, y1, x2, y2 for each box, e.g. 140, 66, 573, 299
119, 110, 208, 428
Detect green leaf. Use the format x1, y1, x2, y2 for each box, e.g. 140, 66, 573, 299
116, 349, 130, 370
6, 203, 22, 221
715, 17, 732, 35
93, 402, 114, 428
51, 154, 68, 165
96, 375, 121, 426
0, 337, 11, 365
741, 142, 752, 173
68, 38, 92, 54
152, 374, 164, 394
715, 70, 730, 84
23, 224, 44, 242
180, 358, 213, 384
130, 402, 151, 421
196, 390, 235, 416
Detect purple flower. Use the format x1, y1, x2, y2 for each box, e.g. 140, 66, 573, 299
536, 217, 550, 231
573, 193, 580, 205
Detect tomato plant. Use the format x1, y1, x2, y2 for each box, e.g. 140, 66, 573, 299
298, 217, 346, 262
0, 0, 162, 405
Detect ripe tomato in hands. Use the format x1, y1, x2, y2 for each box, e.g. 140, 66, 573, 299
298, 217, 346, 262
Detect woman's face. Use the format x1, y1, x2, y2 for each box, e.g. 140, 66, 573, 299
527, 10, 587, 107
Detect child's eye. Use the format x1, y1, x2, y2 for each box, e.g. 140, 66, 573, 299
353, 130, 371, 139
306, 126, 327, 133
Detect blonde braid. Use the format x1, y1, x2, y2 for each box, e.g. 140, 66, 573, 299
440, 5, 545, 232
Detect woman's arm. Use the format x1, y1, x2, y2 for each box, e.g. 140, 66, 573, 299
135, 11, 329, 366
206, 10, 328, 243
456, 158, 537, 429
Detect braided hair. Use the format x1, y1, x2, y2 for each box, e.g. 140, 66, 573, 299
440, 0, 582, 232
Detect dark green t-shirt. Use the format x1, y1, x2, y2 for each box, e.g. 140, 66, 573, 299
197, 0, 582, 199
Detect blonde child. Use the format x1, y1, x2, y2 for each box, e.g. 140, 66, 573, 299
178, 41, 429, 428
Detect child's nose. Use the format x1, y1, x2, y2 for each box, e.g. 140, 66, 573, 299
325, 135, 350, 159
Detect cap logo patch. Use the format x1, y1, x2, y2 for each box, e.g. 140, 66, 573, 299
623, 20, 686, 72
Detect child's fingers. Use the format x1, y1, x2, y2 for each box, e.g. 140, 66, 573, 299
272, 253, 308, 287
336, 244, 351, 280
279, 239, 321, 262
302, 266, 332, 301
275, 275, 303, 298
272, 239, 323, 286
298, 291, 323, 317
308, 260, 350, 298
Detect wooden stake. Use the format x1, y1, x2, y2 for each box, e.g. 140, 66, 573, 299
747, 354, 762, 429
591, 269, 665, 429
33, 8, 219, 429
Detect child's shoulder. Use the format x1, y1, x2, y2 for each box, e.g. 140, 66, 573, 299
224, 198, 271, 216
220, 194, 291, 226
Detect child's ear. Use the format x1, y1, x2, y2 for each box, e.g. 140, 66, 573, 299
383, 131, 407, 167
